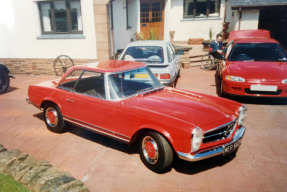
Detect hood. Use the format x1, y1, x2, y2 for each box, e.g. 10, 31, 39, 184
126, 88, 240, 129
227, 61, 287, 82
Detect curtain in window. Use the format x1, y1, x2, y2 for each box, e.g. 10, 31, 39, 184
40, 3, 52, 32
70, 1, 82, 31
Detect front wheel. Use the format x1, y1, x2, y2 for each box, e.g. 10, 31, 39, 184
139, 132, 173, 173
0, 72, 10, 94
44, 104, 65, 133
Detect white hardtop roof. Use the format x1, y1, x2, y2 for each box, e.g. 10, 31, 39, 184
126, 40, 170, 47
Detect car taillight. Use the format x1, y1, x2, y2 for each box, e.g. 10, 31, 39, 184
160, 73, 171, 79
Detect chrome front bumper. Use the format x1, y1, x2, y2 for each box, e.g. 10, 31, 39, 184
177, 126, 245, 162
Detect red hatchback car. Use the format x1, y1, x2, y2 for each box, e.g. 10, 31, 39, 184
219, 30, 287, 97
27, 60, 247, 172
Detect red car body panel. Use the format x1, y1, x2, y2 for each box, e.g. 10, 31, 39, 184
28, 60, 244, 158
229, 30, 270, 42
221, 30, 287, 97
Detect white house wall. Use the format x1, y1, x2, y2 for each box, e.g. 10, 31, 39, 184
0, 0, 97, 59
111, 0, 139, 52
164, 0, 226, 41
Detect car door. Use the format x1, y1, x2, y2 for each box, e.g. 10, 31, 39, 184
61, 70, 119, 138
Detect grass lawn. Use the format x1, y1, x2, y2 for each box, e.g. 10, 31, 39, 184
0, 172, 29, 192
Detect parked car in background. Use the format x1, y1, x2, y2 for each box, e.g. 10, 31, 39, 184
119, 41, 180, 87
27, 60, 247, 173
218, 30, 287, 97
0, 63, 14, 94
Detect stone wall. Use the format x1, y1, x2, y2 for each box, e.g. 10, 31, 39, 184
0, 144, 90, 192
0, 58, 98, 75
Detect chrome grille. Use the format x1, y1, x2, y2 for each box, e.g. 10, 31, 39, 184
203, 120, 237, 143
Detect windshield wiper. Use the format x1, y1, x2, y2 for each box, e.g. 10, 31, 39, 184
136, 87, 154, 94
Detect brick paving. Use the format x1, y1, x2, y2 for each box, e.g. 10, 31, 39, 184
1, 67, 287, 191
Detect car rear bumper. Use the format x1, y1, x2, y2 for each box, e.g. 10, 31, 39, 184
177, 126, 245, 162
222, 80, 287, 97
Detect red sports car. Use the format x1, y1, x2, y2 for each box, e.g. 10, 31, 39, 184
219, 30, 287, 97
27, 60, 247, 172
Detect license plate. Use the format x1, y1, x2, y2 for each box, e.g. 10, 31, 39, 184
223, 139, 241, 156
250, 85, 277, 92
134, 73, 149, 78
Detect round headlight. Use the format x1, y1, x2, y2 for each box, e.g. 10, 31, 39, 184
238, 105, 247, 126
192, 127, 203, 152
282, 79, 287, 84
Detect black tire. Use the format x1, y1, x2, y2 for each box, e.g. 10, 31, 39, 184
0, 72, 10, 94
220, 80, 226, 97
44, 103, 65, 133
139, 132, 173, 173
177, 68, 181, 78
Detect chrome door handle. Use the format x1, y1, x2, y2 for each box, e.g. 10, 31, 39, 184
66, 99, 74, 103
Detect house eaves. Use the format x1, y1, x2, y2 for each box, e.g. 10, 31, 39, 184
231, 0, 287, 9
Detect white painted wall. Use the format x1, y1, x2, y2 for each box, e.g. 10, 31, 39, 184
111, 0, 139, 52
164, 0, 226, 41
230, 9, 259, 31
0, 0, 97, 59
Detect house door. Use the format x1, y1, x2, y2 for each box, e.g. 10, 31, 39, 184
140, 0, 164, 40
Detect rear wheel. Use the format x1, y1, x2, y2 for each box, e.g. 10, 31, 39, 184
139, 132, 173, 173
44, 103, 65, 133
0, 72, 10, 94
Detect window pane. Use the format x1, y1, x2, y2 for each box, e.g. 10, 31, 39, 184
40, 3, 52, 32
70, 1, 83, 31
75, 71, 106, 99
108, 67, 162, 99
184, 0, 194, 17
196, 0, 207, 17
60, 69, 83, 90
209, 0, 220, 17
122, 46, 164, 64
140, 3, 149, 23
54, 1, 68, 32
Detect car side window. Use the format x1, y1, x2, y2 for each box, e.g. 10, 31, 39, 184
74, 71, 106, 99
59, 69, 83, 91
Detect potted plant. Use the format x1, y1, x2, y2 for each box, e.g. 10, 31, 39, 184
202, 27, 214, 50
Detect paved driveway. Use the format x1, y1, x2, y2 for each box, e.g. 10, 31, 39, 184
0, 67, 287, 192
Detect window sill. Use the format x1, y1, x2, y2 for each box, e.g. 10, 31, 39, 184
181, 17, 222, 21
37, 34, 86, 40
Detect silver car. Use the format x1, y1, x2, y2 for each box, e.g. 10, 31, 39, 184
119, 40, 181, 86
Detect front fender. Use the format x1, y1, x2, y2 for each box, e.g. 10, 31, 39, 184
0, 63, 10, 74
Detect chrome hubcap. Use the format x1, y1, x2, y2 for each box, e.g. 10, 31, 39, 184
142, 136, 159, 164
45, 107, 58, 128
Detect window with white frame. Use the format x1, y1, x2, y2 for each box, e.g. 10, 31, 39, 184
184, 0, 220, 18
38, 0, 83, 34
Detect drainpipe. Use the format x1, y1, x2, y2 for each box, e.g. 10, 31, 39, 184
109, 0, 116, 59
223, 0, 227, 23
238, 7, 242, 30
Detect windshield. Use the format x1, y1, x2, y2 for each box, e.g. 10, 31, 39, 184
122, 46, 164, 64
108, 67, 163, 100
228, 43, 287, 62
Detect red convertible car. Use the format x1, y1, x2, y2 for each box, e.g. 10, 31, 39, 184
27, 60, 247, 172
219, 30, 287, 97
